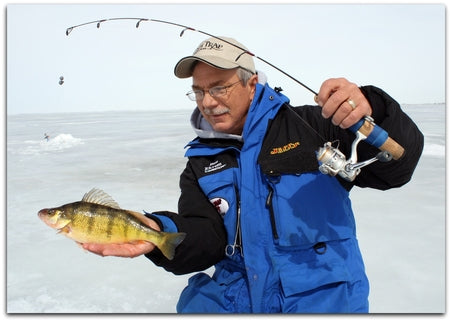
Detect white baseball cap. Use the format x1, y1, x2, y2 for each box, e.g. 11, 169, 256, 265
174, 36, 256, 78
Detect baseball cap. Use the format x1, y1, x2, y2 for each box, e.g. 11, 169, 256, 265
174, 36, 256, 78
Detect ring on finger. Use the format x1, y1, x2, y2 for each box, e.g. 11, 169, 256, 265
347, 99, 357, 110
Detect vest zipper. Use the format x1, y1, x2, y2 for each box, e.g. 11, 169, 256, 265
265, 184, 279, 240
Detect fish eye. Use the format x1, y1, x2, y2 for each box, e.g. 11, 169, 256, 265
47, 209, 59, 216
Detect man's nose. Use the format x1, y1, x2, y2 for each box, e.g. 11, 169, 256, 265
200, 91, 218, 107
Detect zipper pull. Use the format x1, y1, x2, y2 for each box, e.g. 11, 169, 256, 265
266, 187, 273, 207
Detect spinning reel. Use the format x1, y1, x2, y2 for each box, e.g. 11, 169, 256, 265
317, 116, 403, 181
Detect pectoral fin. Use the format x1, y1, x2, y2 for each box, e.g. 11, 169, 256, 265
57, 224, 72, 236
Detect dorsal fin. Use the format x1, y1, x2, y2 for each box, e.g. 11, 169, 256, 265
81, 188, 121, 209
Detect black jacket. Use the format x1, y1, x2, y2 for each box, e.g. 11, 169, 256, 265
145, 85, 424, 275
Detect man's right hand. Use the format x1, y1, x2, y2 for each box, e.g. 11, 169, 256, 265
82, 241, 156, 258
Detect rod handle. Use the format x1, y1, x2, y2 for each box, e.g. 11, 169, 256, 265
349, 117, 405, 160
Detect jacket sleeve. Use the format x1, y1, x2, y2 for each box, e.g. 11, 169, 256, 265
144, 160, 227, 275
350, 85, 424, 190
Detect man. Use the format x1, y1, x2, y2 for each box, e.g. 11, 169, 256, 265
84, 37, 423, 313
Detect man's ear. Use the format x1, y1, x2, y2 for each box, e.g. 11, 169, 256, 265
249, 74, 259, 95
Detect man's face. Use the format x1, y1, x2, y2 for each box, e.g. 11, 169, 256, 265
191, 62, 257, 135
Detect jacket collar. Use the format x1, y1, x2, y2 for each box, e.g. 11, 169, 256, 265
190, 107, 244, 142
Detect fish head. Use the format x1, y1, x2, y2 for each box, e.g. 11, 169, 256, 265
38, 207, 71, 230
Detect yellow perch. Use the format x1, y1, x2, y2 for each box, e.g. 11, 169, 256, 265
38, 188, 186, 260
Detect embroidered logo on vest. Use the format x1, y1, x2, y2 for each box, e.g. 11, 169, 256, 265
204, 160, 227, 173
270, 141, 300, 155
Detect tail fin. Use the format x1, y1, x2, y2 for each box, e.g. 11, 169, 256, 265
157, 232, 187, 260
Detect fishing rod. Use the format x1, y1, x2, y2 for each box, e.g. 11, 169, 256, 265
66, 17, 318, 96
65, 17, 405, 181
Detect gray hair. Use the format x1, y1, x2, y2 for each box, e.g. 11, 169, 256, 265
237, 68, 255, 85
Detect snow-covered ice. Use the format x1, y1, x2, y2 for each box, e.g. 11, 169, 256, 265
6, 104, 445, 313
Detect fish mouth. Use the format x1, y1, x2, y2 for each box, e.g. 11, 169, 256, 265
38, 208, 56, 228
38, 208, 47, 219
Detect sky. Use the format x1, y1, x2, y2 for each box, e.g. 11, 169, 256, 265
5, 3, 446, 115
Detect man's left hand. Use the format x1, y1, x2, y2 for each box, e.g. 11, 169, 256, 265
315, 78, 372, 129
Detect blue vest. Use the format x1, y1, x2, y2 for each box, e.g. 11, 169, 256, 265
179, 84, 369, 313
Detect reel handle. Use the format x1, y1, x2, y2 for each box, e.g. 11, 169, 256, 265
349, 117, 405, 160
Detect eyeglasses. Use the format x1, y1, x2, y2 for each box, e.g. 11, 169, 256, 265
186, 80, 242, 101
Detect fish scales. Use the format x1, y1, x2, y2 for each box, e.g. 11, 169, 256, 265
69, 202, 147, 243
38, 188, 186, 260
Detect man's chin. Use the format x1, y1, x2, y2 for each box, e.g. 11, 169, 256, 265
211, 123, 235, 135
212, 125, 230, 133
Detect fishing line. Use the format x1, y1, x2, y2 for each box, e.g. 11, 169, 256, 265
65, 17, 405, 168
66, 17, 328, 143
65, 17, 318, 96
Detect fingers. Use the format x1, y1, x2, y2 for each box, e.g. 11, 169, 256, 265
315, 78, 372, 129
81, 241, 155, 258
326, 97, 363, 129
81, 243, 114, 257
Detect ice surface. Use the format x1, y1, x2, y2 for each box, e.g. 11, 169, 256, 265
6, 104, 445, 313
